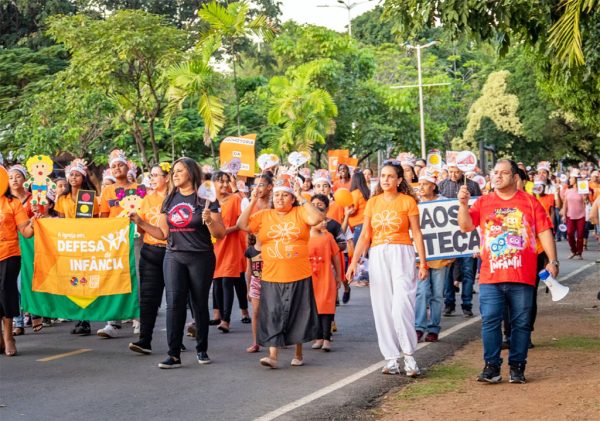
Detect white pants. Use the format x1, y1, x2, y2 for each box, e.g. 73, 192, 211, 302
369, 244, 418, 360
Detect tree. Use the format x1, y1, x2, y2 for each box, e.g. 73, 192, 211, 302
165, 38, 225, 162
197, 0, 275, 135
266, 60, 338, 155
47, 10, 188, 169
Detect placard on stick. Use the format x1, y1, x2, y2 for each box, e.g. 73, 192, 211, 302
76, 190, 96, 218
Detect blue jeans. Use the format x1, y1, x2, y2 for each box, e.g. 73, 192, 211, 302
444, 257, 474, 310
415, 266, 449, 334
480, 283, 534, 366
352, 224, 363, 247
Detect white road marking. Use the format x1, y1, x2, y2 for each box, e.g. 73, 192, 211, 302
255, 261, 597, 420
254, 316, 481, 421
37, 348, 92, 362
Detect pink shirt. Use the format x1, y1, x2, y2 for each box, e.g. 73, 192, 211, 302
565, 188, 585, 219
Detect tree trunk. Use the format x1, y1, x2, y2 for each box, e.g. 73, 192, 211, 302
232, 57, 241, 136
132, 120, 150, 170
148, 117, 159, 167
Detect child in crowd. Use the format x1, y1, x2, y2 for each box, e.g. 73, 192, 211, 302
309, 218, 342, 352
245, 234, 263, 353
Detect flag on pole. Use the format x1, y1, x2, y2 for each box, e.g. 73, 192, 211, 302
19, 218, 139, 321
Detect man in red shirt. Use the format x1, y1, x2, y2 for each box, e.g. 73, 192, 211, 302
458, 159, 559, 384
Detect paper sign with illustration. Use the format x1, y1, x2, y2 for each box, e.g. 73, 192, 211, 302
76, 190, 96, 218
445, 151, 459, 166
198, 180, 217, 208
577, 179, 589, 194
287, 151, 310, 168
426, 149, 442, 169
456, 151, 477, 172
221, 157, 242, 177
257, 154, 280, 171
219, 134, 256, 177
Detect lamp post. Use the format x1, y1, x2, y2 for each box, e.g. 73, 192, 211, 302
392, 41, 449, 159
317, 0, 373, 37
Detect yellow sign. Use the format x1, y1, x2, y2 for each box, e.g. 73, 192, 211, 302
219, 134, 256, 177
32, 218, 132, 304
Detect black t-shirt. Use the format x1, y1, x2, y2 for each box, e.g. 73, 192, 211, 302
163, 191, 220, 252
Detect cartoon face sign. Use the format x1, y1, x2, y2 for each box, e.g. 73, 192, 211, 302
116, 185, 147, 217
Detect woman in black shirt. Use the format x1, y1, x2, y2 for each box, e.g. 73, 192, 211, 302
132, 157, 225, 369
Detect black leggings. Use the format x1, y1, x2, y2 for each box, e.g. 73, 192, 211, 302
164, 250, 215, 358
138, 244, 166, 346
212, 273, 249, 323
316, 314, 334, 341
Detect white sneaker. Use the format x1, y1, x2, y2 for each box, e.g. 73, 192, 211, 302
404, 355, 420, 377
381, 359, 400, 375
132, 320, 140, 335
97, 324, 121, 338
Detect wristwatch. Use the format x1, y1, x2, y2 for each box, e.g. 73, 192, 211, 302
549, 260, 560, 268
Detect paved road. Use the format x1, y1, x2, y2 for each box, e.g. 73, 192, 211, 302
1, 241, 597, 421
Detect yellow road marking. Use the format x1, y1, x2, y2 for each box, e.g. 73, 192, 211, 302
37, 348, 92, 362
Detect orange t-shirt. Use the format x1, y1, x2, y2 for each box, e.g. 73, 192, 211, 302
537, 194, 555, 221
364, 193, 419, 247
333, 179, 351, 192
138, 191, 167, 246
214, 194, 245, 278
309, 231, 339, 314
348, 189, 368, 228
55, 193, 99, 218
0, 196, 29, 260
249, 206, 311, 283
327, 201, 345, 224
589, 181, 600, 203
100, 183, 138, 218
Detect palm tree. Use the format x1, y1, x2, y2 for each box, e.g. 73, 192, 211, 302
548, 0, 599, 67
165, 39, 225, 160
267, 60, 338, 155
197, 1, 275, 135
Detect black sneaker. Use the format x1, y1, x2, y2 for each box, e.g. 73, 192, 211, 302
509, 364, 527, 384
477, 362, 502, 383
158, 356, 181, 369
443, 306, 455, 316
342, 287, 351, 304
463, 308, 474, 317
129, 341, 152, 355
197, 352, 212, 365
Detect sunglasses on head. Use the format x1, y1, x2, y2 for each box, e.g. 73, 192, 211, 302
382, 159, 401, 166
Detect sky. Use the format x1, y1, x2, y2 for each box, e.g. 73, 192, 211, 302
279, 0, 379, 33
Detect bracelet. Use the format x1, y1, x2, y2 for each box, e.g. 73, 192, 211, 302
419, 263, 429, 270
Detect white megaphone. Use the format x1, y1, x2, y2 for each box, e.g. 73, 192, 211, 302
539, 270, 569, 302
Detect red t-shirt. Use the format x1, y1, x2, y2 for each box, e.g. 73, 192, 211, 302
469, 191, 552, 286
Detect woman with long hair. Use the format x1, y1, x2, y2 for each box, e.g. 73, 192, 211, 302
348, 170, 370, 246
561, 175, 586, 259
0, 166, 35, 356
333, 164, 351, 192
131, 157, 226, 368
346, 160, 427, 377
128, 162, 171, 355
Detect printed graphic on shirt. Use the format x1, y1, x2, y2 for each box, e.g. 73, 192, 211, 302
483, 207, 535, 274
168, 203, 195, 229
372, 210, 402, 237
266, 221, 301, 259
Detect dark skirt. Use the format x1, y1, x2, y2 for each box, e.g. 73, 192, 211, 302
0, 256, 21, 318
258, 277, 319, 347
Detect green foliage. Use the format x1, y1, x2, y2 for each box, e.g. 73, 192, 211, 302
351, 6, 397, 45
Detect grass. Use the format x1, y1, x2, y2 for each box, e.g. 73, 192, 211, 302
543, 336, 600, 351
394, 362, 478, 401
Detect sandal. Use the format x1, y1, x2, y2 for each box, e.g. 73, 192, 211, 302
260, 357, 278, 369
246, 344, 260, 353
32, 319, 44, 333
217, 322, 230, 333
12, 327, 25, 336
240, 316, 251, 324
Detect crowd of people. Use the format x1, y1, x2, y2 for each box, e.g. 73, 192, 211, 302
1, 149, 598, 383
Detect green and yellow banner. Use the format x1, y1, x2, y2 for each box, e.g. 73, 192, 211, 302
20, 218, 139, 321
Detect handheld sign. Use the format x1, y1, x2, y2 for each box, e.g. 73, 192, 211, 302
472, 175, 486, 191
221, 157, 242, 177
0, 166, 8, 196
257, 154, 279, 171
456, 151, 477, 185
287, 151, 310, 168
577, 179, 589, 194
198, 180, 217, 210
426, 149, 442, 170
76, 190, 96, 218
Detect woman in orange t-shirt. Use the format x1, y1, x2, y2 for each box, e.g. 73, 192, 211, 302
238, 175, 324, 369
348, 170, 370, 246
346, 160, 427, 378
211, 171, 248, 333
333, 164, 351, 192
128, 163, 169, 355
0, 166, 35, 356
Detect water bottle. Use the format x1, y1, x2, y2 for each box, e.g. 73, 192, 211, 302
538, 270, 569, 302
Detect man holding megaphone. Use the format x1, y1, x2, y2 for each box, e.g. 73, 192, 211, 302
458, 159, 559, 385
